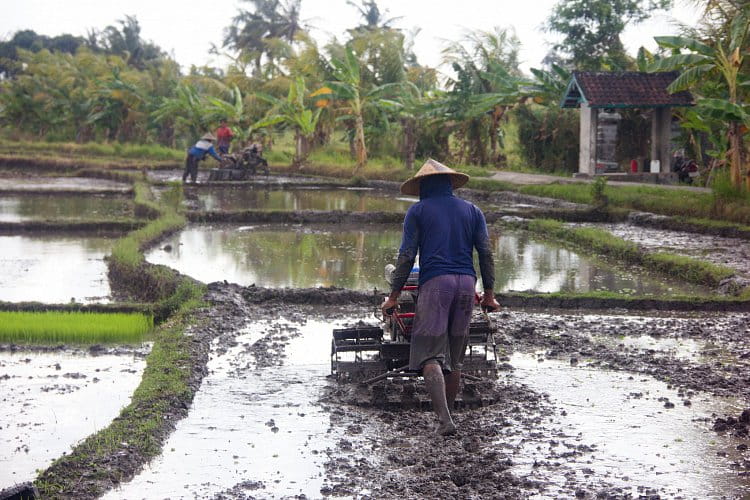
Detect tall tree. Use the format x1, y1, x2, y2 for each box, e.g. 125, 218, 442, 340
347, 1, 402, 31
92, 15, 165, 69
223, 0, 303, 77
546, 0, 672, 70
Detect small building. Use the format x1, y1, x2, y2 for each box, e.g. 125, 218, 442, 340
561, 71, 694, 176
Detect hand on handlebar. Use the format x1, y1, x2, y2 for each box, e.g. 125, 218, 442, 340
381, 296, 398, 316
480, 292, 500, 313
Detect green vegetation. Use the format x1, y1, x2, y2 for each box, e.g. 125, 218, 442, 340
35, 305, 202, 497
525, 218, 736, 288
36, 164, 206, 497
0, 140, 184, 162
0, 311, 152, 344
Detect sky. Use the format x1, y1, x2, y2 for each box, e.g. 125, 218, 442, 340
2, 0, 702, 76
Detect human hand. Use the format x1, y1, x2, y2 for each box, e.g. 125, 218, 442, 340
480, 292, 500, 312
381, 296, 398, 316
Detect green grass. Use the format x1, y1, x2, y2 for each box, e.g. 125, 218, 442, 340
525, 218, 736, 288
515, 182, 750, 225
0, 140, 185, 162
35, 303, 202, 497
0, 311, 152, 344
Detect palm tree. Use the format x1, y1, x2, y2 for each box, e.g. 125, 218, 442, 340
346, 1, 402, 31
223, 0, 303, 77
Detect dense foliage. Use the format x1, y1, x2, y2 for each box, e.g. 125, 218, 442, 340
1, 0, 749, 190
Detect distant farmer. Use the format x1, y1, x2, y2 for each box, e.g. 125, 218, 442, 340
215, 118, 234, 155
183, 132, 221, 183
381, 159, 500, 436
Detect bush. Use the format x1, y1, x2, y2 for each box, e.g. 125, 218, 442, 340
514, 104, 579, 173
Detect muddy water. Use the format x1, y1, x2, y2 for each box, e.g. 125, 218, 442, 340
581, 222, 750, 277
0, 348, 147, 485
146, 224, 709, 296
0, 194, 133, 222
0, 234, 113, 303
148, 170, 320, 185
181, 186, 417, 212
0, 177, 131, 193
510, 352, 750, 498
104, 317, 354, 499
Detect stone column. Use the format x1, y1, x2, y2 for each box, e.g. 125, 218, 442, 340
650, 107, 672, 173
579, 102, 598, 175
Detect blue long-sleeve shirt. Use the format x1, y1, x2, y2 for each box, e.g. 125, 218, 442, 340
391, 174, 495, 292
188, 139, 221, 161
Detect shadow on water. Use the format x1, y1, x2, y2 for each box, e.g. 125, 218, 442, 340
146, 224, 710, 296
0, 234, 113, 303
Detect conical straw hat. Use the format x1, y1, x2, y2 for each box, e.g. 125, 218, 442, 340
201, 132, 217, 141
400, 159, 470, 196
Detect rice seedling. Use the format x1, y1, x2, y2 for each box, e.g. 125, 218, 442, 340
0, 311, 153, 344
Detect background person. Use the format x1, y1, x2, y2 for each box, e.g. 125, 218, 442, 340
381, 159, 500, 436
215, 118, 234, 154
183, 132, 221, 183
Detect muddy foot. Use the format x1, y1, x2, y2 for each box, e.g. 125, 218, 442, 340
436, 421, 457, 436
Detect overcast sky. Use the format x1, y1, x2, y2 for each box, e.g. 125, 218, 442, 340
2, 0, 701, 76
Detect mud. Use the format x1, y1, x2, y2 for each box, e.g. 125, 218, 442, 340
578, 221, 750, 279
96, 283, 750, 499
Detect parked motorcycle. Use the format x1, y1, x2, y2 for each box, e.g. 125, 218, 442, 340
671, 153, 699, 184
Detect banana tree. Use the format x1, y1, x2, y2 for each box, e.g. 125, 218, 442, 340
152, 83, 213, 145
650, 10, 750, 189
254, 76, 321, 167
327, 47, 368, 173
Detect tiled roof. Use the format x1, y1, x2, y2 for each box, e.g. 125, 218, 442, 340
561, 71, 694, 109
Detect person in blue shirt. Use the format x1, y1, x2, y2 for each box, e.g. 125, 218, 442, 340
183, 132, 222, 183
381, 159, 500, 436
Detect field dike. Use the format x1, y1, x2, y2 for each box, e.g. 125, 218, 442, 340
32, 181, 209, 499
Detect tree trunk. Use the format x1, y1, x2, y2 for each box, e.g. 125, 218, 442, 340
294, 129, 305, 169
402, 118, 417, 170
353, 114, 367, 174
729, 121, 742, 188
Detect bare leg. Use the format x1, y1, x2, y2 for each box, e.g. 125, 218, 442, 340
423, 362, 456, 435
445, 369, 461, 409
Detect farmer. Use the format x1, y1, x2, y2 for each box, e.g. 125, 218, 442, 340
215, 118, 234, 155
381, 159, 500, 436
182, 132, 221, 183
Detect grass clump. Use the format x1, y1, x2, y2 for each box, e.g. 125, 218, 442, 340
0, 311, 152, 344
525, 218, 735, 288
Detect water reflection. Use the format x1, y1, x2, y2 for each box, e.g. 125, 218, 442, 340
0, 194, 133, 222
0, 235, 113, 303
146, 225, 708, 296
492, 232, 707, 296
182, 186, 416, 212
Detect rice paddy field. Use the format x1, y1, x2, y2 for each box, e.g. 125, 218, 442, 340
1, 162, 749, 499
0, 311, 153, 344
